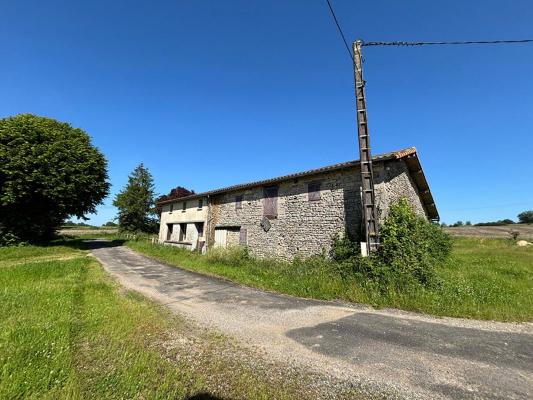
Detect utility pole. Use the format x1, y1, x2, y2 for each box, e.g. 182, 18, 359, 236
353, 40, 379, 255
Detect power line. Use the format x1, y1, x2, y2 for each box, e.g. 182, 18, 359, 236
363, 39, 533, 47
324, 0, 353, 62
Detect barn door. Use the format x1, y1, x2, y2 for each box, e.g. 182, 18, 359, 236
214, 229, 227, 248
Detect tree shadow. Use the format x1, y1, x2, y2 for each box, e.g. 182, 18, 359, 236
44, 237, 126, 251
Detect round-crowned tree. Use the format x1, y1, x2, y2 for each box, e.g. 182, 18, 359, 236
0, 114, 109, 243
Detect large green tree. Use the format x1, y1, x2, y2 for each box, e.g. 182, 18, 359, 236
113, 164, 158, 232
0, 114, 109, 243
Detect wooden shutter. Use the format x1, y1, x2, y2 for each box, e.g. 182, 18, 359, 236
308, 181, 321, 201
239, 228, 247, 245
235, 195, 243, 210
263, 186, 278, 218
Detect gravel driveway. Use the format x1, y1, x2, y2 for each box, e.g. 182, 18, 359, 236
90, 240, 533, 400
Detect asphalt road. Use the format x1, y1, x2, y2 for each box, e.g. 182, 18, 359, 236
90, 240, 533, 400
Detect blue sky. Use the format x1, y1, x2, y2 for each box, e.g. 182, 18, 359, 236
1, 0, 532, 225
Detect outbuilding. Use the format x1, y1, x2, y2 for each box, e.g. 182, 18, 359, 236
157, 147, 438, 260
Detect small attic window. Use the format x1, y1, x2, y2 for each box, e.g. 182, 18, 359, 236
169, 204, 174, 213
308, 181, 321, 201
235, 195, 243, 210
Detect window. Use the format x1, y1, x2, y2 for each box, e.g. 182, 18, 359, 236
166, 224, 173, 240
196, 222, 204, 237
169, 203, 174, 213
308, 181, 321, 201
179, 223, 187, 241
235, 194, 243, 210
239, 227, 247, 245
263, 186, 278, 218
182, 201, 186, 212
198, 198, 203, 209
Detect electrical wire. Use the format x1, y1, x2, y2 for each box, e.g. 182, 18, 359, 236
363, 39, 533, 47
324, 0, 353, 62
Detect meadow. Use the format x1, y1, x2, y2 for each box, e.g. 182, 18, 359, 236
0, 241, 322, 399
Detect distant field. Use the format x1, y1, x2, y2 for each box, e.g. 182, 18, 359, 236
58, 227, 118, 235
445, 224, 533, 239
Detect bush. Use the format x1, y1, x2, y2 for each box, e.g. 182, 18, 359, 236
518, 210, 533, 224
377, 199, 452, 287
331, 198, 452, 289
0, 224, 25, 247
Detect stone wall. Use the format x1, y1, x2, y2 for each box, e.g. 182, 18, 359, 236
207, 159, 427, 260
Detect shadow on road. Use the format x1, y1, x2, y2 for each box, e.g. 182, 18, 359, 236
46, 237, 126, 251
286, 312, 533, 371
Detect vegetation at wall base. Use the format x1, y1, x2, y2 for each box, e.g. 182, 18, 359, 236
0, 114, 109, 245
331, 198, 452, 290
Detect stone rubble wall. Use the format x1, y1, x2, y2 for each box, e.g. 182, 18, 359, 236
208, 159, 427, 260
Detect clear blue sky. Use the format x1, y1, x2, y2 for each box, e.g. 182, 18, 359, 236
1, 0, 532, 225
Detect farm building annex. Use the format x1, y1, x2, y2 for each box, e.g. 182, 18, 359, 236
157, 147, 438, 260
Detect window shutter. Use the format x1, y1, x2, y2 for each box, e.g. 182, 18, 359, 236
239, 228, 247, 245
308, 181, 321, 201
235, 195, 243, 210
263, 186, 278, 218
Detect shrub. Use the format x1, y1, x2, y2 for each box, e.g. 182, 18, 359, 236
377, 198, 452, 287
330, 231, 360, 262
331, 199, 452, 289
0, 224, 25, 247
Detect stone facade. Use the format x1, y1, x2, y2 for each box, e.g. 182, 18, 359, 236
207, 159, 427, 260
158, 148, 436, 260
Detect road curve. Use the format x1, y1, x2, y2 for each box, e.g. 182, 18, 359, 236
89, 240, 533, 400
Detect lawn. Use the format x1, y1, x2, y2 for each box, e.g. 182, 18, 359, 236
127, 237, 533, 322
0, 240, 329, 399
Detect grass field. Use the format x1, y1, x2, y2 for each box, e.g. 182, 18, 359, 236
0, 240, 331, 399
127, 237, 533, 322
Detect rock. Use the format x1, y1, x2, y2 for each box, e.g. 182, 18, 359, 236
516, 240, 532, 247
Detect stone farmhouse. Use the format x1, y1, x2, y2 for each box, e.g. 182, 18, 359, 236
157, 147, 438, 260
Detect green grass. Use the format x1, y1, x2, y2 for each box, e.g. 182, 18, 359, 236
127, 237, 533, 322
0, 241, 326, 399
